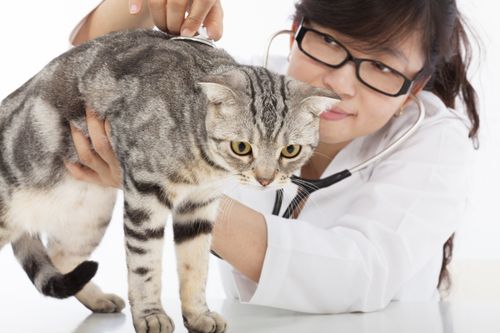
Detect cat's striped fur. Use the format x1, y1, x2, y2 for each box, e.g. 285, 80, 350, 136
0, 29, 339, 333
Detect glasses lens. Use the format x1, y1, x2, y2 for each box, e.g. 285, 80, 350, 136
358, 60, 406, 95
300, 30, 348, 66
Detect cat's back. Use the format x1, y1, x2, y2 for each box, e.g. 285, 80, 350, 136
71, 29, 237, 117
82, 29, 235, 83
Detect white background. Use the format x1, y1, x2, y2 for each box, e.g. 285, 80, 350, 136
0, 0, 498, 306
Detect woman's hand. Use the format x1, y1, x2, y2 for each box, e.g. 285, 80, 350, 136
74, 0, 223, 45
65, 108, 123, 189
129, 0, 224, 40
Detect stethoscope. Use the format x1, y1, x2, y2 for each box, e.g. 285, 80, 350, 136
273, 95, 425, 218
263, 30, 426, 218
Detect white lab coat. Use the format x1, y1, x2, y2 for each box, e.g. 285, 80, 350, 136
219, 87, 475, 313
71, 2, 476, 314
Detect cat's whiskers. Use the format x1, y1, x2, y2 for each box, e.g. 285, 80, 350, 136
292, 177, 320, 191
284, 178, 323, 217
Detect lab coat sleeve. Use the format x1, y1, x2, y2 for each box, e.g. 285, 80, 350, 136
239, 118, 475, 313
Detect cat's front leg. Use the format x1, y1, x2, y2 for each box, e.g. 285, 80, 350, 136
173, 195, 227, 333
123, 183, 174, 333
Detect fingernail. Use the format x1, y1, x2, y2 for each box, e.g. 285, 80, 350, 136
181, 28, 194, 36
129, 3, 140, 14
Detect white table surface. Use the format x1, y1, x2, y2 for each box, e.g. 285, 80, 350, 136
1, 293, 499, 333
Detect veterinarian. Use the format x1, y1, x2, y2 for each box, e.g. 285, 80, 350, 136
65, 0, 479, 313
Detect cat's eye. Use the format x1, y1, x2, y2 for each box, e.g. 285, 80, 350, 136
230, 141, 252, 156
281, 144, 302, 158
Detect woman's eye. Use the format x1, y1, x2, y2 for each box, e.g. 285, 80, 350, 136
373, 62, 392, 73
322, 35, 339, 47
230, 141, 252, 156
323, 35, 334, 44
281, 144, 302, 159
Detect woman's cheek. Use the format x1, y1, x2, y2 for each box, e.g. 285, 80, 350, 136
361, 96, 402, 131
287, 47, 325, 86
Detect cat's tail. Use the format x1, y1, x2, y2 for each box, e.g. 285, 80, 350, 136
11, 234, 98, 299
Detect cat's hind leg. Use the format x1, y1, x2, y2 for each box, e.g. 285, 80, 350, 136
46, 183, 125, 313
12, 233, 98, 298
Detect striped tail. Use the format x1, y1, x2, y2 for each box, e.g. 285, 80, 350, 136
11, 234, 98, 299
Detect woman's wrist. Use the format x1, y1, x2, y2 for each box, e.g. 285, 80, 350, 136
212, 196, 268, 283
73, 0, 154, 45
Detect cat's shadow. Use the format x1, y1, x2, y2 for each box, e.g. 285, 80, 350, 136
72, 312, 127, 333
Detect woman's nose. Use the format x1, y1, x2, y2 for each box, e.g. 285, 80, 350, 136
322, 62, 357, 98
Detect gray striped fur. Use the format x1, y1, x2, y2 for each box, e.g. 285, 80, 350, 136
0, 29, 339, 333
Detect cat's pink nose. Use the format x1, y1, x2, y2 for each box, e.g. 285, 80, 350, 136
257, 177, 273, 187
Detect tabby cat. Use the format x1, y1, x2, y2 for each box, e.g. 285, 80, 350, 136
0, 29, 339, 333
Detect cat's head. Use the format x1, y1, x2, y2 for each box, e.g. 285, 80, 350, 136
198, 66, 340, 189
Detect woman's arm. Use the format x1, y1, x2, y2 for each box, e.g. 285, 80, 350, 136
211, 197, 268, 283
72, 0, 154, 45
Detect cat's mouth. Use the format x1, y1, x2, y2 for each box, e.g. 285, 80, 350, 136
236, 173, 290, 190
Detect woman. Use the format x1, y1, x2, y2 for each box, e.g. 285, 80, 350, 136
67, 0, 479, 313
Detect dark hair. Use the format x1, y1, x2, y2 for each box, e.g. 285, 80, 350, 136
294, 0, 480, 290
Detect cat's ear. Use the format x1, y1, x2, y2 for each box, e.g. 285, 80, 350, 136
198, 69, 247, 106
198, 82, 237, 105
300, 95, 341, 118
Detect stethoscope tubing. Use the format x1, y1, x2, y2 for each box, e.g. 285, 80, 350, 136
209, 28, 426, 259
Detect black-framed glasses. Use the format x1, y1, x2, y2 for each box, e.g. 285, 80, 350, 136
295, 20, 419, 97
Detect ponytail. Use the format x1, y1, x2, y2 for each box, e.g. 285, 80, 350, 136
425, 14, 480, 142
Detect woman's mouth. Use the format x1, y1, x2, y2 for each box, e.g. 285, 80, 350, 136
320, 107, 355, 121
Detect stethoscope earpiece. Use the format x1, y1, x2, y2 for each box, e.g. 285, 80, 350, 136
263, 29, 294, 69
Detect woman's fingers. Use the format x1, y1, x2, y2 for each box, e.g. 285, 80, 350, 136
166, 0, 189, 35
70, 124, 109, 177
64, 160, 102, 186
86, 109, 117, 168
147, 0, 223, 40
149, 0, 168, 31
129, 0, 143, 14
69, 122, 122, 189
180, 0, 215, 36
201, 0, 223, 40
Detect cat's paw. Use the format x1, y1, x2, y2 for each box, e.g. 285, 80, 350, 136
183, 310, 227, 333
85, 293, 126, 313
133, 311, 175, 333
